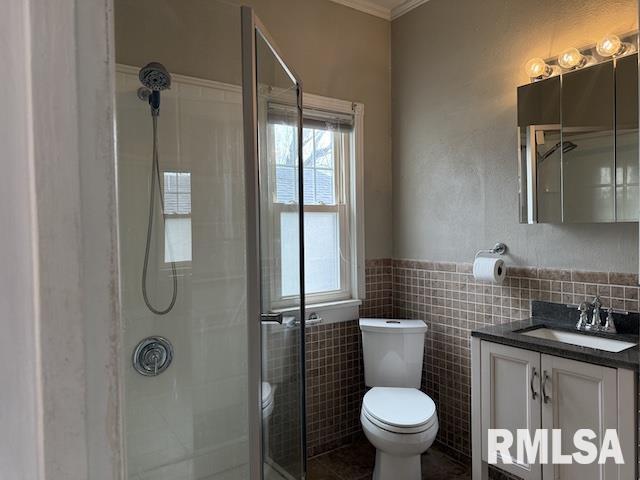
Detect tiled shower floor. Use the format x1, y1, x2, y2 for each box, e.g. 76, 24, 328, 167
307, 437, 471, 480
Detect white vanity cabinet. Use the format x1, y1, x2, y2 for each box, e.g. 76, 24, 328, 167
471, 338, 636, 480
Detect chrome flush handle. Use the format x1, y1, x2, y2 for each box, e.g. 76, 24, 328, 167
530, 367, 538, 400
260, 312, 283, 324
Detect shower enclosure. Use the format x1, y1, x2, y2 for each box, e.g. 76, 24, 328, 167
114, 2, 305, 479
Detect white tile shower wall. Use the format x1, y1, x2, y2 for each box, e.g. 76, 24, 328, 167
116, 68, 249, 480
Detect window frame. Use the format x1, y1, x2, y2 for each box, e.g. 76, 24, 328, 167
266, 93, 365, 316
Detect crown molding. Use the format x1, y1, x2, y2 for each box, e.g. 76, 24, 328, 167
327, 0, 391, 20
391, 0, 430, 20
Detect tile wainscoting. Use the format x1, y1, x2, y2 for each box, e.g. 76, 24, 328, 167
264, 259, 394, 463
359, 258, 394, 319
306, 259, 393, 457
305, 320, 364, 457
310, 259, 639, 460
263, 323, 303, 476
392, 259, 640, 462
306, 258, 639, 473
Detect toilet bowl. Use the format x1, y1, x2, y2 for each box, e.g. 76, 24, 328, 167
262, 382, 275, 458
361, 387, 438, 480
262, 381, 274, 418
359, 319, 438, 480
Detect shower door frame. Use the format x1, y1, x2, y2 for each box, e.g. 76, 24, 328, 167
241, 7, 307, 479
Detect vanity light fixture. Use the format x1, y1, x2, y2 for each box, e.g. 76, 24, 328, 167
523, 32, 638, 84
524, 57, 553, 79
557, 47, 587, 69
596, 34, 635, 57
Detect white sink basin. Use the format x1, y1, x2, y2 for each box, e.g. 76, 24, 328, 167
520, 328, 637, 353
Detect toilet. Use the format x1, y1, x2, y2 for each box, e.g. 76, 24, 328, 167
262, 381, 274, 419
262, 382, 275, 458
359, 319, 438, 480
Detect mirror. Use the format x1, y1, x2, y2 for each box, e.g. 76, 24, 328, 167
562, 61, 615, 223
616, 53, 639, 222
518, 76, 561, 223
517, 53, 638, 224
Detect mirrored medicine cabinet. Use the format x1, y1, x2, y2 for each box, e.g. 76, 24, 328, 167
518, 53, 639, 224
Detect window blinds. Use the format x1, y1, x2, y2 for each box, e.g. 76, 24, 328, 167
267, 103, 354, 131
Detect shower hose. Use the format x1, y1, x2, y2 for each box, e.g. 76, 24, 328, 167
142, 114, 178, 315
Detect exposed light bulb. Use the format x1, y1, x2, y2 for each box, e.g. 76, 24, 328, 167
596, 34, 635, 57
596, 35, 623, 57
557, 48, 586, 69
524, 57, 552, 79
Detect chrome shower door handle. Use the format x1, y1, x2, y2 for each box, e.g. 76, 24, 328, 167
530, 367, 538, 400
260, 312, 283, 324
541, 370, 551, 404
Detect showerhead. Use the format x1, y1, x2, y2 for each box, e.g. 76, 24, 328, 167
139, 62, 171, 91
138, 62, 171, 117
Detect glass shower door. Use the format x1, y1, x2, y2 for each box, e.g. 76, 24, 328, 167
241, 8, 306, 480
115, 2, 305, 479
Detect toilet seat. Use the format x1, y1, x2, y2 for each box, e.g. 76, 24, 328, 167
362, 387, 437, 434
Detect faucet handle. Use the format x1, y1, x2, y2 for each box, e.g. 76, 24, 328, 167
602, 308, 617, 334
576, 302, 588, 330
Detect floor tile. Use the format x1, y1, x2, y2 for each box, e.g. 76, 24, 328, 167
307, 458, 343, 480
421, 448, 471, 479
308, 438, 471, 480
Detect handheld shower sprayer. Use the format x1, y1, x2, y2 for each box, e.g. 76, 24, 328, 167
138, 62, 177, 315
137, 62, 171, 117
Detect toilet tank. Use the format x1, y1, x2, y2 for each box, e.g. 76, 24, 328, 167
359, 319, 427, 388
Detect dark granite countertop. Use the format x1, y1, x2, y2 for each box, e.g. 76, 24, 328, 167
471, 301, 639, 371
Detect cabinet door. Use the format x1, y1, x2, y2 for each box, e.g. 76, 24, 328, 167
481, 341, 542, 480
540, 355, 618, 480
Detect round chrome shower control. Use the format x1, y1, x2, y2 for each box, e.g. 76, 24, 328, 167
133, 336, 173, 376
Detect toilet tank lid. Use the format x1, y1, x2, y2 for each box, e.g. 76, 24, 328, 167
359, 318, 427, 333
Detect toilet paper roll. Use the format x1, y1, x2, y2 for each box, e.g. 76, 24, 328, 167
473, 256, 506, 284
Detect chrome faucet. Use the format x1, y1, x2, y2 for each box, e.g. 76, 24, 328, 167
576, 302, 589, 331
586, 296, 602, 331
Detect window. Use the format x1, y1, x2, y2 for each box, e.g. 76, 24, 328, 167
267, 96, 364, 312
163, 171, 192, 263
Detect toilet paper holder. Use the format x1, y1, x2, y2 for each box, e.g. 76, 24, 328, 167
475, 242, 508, 259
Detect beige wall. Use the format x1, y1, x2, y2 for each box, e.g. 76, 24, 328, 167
115, 0, 392, 259
392, 0, 638, 273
